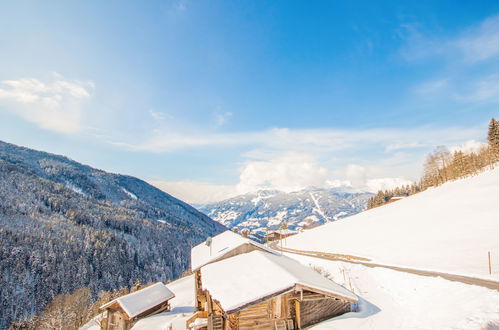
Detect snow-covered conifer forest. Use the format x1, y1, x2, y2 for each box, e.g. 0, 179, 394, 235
0, 140, 225, 328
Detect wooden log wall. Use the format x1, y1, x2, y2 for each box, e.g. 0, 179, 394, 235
230, 293, 297, 330
299, 298, 350, 328
237, 300, 274, 330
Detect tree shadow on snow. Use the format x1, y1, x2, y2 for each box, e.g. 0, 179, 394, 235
170, 306, 196, 314
483, 321, 499, 330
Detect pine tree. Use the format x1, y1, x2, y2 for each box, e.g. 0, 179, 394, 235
488, 118, 499, 161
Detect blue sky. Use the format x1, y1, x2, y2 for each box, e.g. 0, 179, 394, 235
1, 1, 498, 203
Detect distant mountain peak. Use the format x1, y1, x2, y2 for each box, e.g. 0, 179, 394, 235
198, 188, 373, 241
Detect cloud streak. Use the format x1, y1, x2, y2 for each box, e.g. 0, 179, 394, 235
114, 125, 484, 156
404, 14, 499, 105
400, 14, 499, 63
0, 73, 94, 133
454, 15, 499, 62
142, 125, 485, 203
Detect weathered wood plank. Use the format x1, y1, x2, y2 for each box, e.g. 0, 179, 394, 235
295, 300, 301, 329
300, 298, 350, 328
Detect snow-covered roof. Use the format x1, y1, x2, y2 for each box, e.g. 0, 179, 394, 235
131, 275, 196, 330
201, 250, 358, 313
191, 230, 277, 270
100, 282, 175, 318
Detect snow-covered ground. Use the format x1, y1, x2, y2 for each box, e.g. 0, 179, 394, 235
83, 257, 499, 330
286, 167, 499, 279
288, 254, 499, 330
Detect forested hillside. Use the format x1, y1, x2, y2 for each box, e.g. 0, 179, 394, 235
0, 141, 225, 328
368, 118, 499, 209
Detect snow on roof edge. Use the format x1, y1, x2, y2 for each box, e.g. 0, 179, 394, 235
191, 230, 279, 270
265, 252, 358, 303
100, 282, 175, 318
223, 285, 295, 314
223, 281, 357, 314
201, 250, 358, 312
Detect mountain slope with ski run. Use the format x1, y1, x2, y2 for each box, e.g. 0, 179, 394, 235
199, 188, 372, 239
286, 166, 499, 279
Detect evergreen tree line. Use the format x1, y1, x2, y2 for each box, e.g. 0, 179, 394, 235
368, 118, 499, 209
0, 140, 225, 329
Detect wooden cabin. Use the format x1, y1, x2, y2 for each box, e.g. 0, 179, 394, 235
191, 230, 280, 312
187, 251, 358, 329
265, 229, 298, 242
100, 282, 175, 330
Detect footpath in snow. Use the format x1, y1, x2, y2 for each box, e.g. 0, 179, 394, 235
286, 167, 499, 280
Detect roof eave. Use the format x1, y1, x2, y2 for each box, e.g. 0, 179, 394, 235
225, 286, 295, 314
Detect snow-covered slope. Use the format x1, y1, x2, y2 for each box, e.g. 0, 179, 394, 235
290, 254, 499, 330
199, 188, 372, 240
286, 167, 499, 279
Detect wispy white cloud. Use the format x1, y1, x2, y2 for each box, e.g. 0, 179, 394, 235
385, 141, 425, 152
148, 180, 237, 204
412, 79, 449, 98
149, 156, 416, 204
454, 15, 499, 62
115, 125, 483, 155
0, 73, 94, 133
236, 153, 329, 194
414, 72, 499, 105
172, 0, 188, 12
149, 109, 170, 121
143, 123, 486, 204
404, 14, 499, 104
460, 74, 499, 103
448, 139, 488, 154
213, 110, 232, 126
400, 14, 499, 63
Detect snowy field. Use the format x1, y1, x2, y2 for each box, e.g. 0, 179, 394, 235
286, 167, 499, 279
287, 254, 499, 330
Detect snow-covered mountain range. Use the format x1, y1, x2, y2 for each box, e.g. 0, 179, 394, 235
199, 188, 373, 239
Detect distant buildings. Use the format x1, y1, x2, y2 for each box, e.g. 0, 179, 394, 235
265, 229, 298, 242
